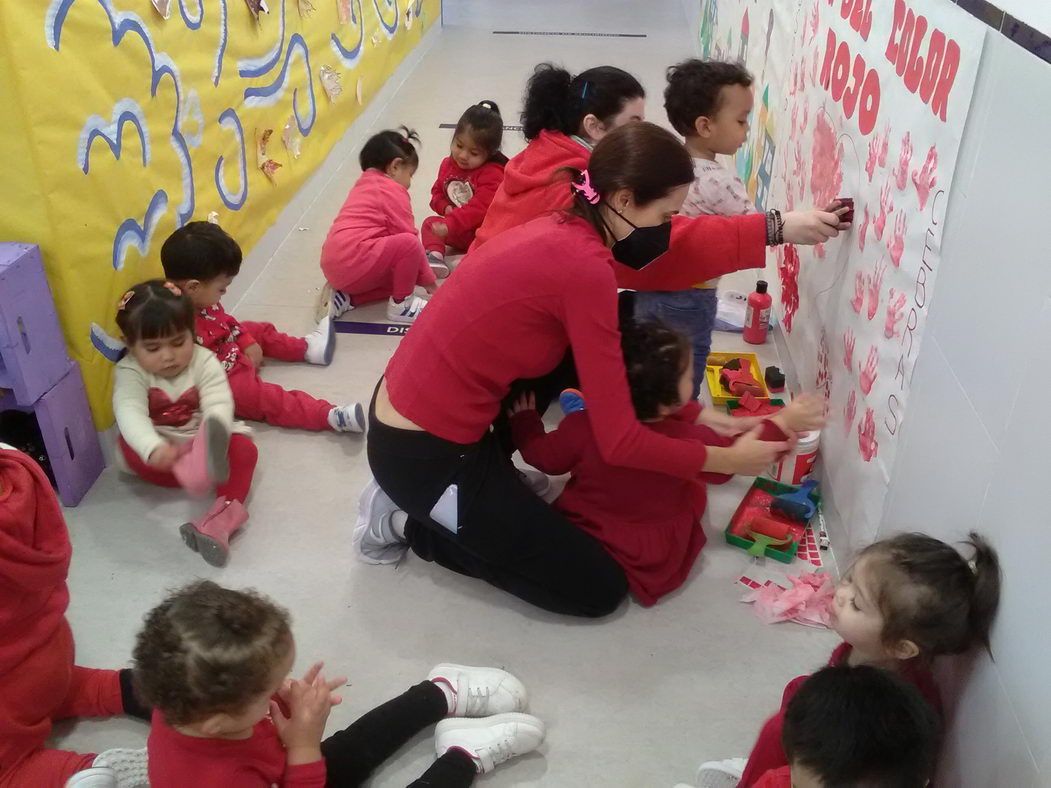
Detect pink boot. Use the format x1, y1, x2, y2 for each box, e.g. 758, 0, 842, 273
172, 414, 231, 497
179, 498, 248, 567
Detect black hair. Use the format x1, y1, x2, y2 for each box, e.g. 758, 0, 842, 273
359, 126, 420, 172
857, 531, 1002, 656
161, 221, 243, 282
521, 63, 645, 140
453, 100, 508, 165
782, 665, 941, 788
114, 279, 196, 344
565, 121, 694, 239
620, 320, 691, 420
664, 59, 754, 137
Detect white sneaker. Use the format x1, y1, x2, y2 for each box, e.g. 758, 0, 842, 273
65, 748, 149, 788
434, 713, 546, 774
65, 769, 116, 788
696, 758, 746, 788
516, 468, 550, 497
427, 663, 529, 717
321, 284, 354, 320
427, 251, 451, 279
305, 315, 336, 365
353, 478, 408, 564
328, 403, 365, 433
387, 295, 427, 324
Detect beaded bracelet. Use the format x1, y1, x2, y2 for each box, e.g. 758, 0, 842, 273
765, 209, 785, 246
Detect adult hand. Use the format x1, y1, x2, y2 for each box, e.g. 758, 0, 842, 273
726, 426, 789, 476
147, 442, 181, 471
244, 343, 264, 368
507, 392, 537, 418
782, 206, 848, 245
270, 662, 345, 765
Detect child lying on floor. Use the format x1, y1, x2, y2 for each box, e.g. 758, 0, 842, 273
508, 320, 824, 605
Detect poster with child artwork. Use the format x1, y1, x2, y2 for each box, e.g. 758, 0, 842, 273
702, 0, 985, 541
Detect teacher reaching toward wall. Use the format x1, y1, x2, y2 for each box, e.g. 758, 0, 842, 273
355, 122, 847, 618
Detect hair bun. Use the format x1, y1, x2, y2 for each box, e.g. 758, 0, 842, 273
477, 99, 501, 115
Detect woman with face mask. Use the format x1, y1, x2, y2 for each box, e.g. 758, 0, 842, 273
356, 123, 846, 618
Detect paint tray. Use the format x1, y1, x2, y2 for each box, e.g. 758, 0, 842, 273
724, 477, 822, 563
726, 398, 785, 417
705, 351, 769, 406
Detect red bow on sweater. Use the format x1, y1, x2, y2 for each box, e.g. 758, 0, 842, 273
147, 387, 200, 427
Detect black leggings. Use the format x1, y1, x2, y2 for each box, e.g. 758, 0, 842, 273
367, 387, 628, 618
321, 681, 475, 787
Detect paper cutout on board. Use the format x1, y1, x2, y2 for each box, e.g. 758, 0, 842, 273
355, 77, 364, 105
298, 0, 316, 17
319, 65, 342, 101
152, 0, 172, 19
336, 0, 351, 24
256, 128, 281, 183
282, 115, 302, 159
244, 0, 270, 20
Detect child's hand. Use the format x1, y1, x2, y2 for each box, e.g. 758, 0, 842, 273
270, 662, 346, 765
726, 426, 789, 476
147, 442, 181, 471
507, 392, 537, 418
696, 407, 750, 437
443, 205, 455, 216
244, 343, 264, 368
432, 221, 449, 238
778, 394, 826, 433
781, 207, 847, 245
424, 282, 439, 296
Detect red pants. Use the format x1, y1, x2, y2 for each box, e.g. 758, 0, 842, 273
227, 358, 334, 431
421, 216, 475, 255
322, 232, 436, 304
119, 433, 257, 502
0, 662, 124, 788
240, 321, 306, 362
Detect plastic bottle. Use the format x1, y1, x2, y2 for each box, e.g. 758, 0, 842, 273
768, 429, 821, 485
744, 280, 772, 344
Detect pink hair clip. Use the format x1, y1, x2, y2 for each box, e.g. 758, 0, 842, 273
571, 169, 601, 205
163, 281, 183, 296
118, 290, 135, 311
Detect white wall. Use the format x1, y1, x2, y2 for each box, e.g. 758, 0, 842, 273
877, 30, 1050, 787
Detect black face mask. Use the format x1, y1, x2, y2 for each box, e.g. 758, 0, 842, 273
607, 209, 673, 270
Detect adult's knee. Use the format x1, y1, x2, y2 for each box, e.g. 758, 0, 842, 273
575, 561, 628, 618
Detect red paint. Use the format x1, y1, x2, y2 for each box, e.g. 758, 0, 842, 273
839, 0, 873, 40
885, 0, 961, 122
777, 245, 800, 332
744, 280, 773, 344
810, 112, 843, 209
819, 28, 881, 134
912, 145, 938, 210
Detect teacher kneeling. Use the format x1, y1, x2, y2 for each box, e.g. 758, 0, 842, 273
356, 122, 842, 618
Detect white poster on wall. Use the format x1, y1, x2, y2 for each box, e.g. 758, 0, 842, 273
700, 0, 985, 540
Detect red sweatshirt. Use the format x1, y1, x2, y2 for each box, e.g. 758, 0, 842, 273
429, 158, 505, 243
470, 130, 588, 250
147, 710, 326, 788
753, 766, 791, 788
739, 642, 942, 787
195, 304, 256, 372
511, 401, 733, 605
0, 448, 75, 771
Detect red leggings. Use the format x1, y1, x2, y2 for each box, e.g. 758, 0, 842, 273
322, 232, 436, 304
240, 320, 307, 362
227, 359, 334, 432
420, 216, 475, 255
0, 667, 123, 788
119, 433, 257, 502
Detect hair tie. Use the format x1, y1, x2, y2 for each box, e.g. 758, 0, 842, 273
571, 169, 601, 205
581, 81, 590, 99
118, 290, 135, 311
163, 282, 183, 296
968, 559, 978, 575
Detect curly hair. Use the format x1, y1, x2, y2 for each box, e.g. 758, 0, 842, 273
664, 59, 753, 137
133, 580, 293, 726
114, 279, 196, 344
619, 319, 691, 420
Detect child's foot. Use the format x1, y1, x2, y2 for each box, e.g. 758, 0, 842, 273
328, 403, 365, 433
434, 713, 546, 774
559, 387, 586, 414
695, 758, 746, 788
387, 295, 427, 324
353, 478, 409, 564
304, 315, 336, 366
427, 250, 450, 279
516, 468, 550, 497
179, 498, 247, 567
427, 664, 529, 717
329, 287, 355, 319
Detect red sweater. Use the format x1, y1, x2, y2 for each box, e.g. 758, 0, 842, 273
470, 130, 588, 250
429, 158, 505, 243
385, 213, 766, 480
0, 448, 75, 771
511, 401, 732, 605
739, 642, 942, 787
753, 766, 791, 788
195, 303, 256, 372
147, 710, 326, 788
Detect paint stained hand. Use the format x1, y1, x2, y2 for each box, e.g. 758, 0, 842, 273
867, 259, 885, 320
884, 289, 907, 339
859, 346, 879, 395
887, 211, 906, 268
893, 131, 912, 191
874, 181, 893, 240
858, 407, 879, 461
912, 145, 938, 211
850, 270, 866, 314
843, 328, 856, 371
845, 389, 857, 431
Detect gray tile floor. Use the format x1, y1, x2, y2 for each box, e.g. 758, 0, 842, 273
55, 2, 839, 785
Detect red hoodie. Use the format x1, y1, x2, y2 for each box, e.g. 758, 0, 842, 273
470, 130, 588, 250
429, 158, 505, 244
0, 448, 74, 771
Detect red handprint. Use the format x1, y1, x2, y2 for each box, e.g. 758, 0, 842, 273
790, 64, 799, 96
808, 1, 819, 40
850, 270, 866, 314
845, 389, 857, 431
790, 104, 799, 140
884, 288, 907, 339
887, 211, 907, 268
864, 129, 888, 182
867, 259, 885, 321
874, 182, 893, 240
810, 51, 818, 85
777, 245, 801, 332
800, 103, 809, 136
857, 204, 871, 253
859, 345, 879, 395
858, 408, 879, 461
893, 132, 912, 191
810, 112, 843, 209
793, 141, 804, 180
843, 328, 856, 371
816, 332, 831, 401
912, 145, 938, 211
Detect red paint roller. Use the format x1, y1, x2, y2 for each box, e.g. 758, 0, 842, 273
748, 516, 793, 541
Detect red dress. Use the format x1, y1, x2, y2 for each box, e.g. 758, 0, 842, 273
510, 401, 733, 605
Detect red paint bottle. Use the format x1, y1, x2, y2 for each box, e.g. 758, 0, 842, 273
744, 280, 772, 344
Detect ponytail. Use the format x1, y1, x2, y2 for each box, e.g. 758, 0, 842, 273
521, 62, 645, 140
964, 531, 1002, 655
359, 126, 420, 172
454, 100, 508, 165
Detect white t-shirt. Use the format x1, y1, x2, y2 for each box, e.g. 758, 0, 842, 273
683, 158, 757, 288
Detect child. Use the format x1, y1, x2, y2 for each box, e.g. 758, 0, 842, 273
134, 580, 546, 787
161, 222, 365, 434
698, 531, 1001, 788
112, 280, 257, 567
421, 100, 508, 271
508, 320, 825, 605
635, 59, 758, 397
321, 127, 435, 324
